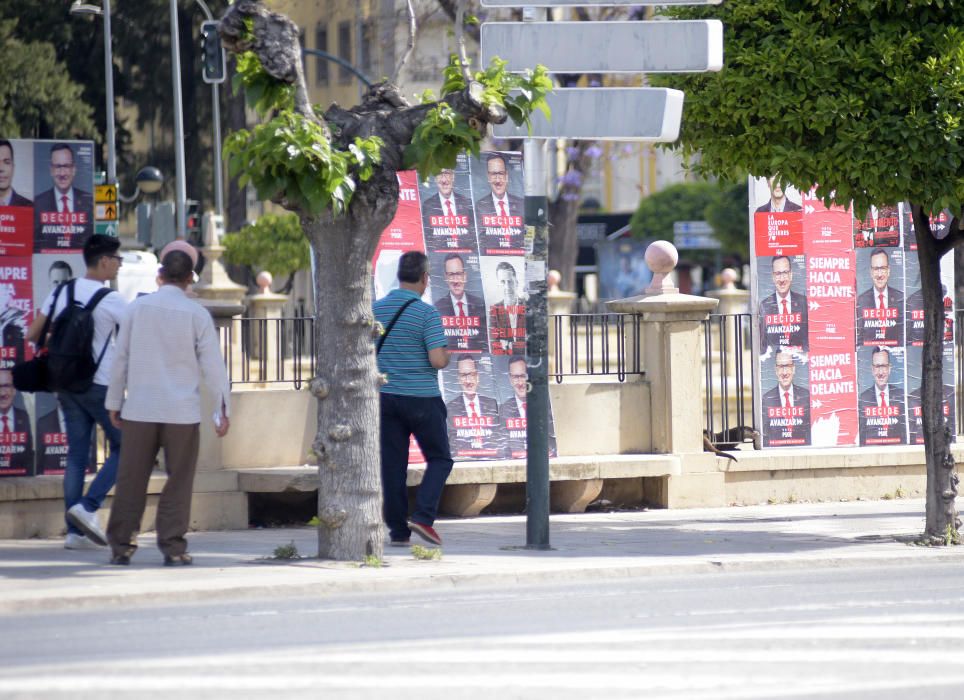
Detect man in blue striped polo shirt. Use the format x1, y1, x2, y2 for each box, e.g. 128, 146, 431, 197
374, 251, 452, 547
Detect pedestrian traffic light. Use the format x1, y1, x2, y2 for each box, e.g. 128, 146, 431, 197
186, 199, 201, 244
200, 20, 225, 84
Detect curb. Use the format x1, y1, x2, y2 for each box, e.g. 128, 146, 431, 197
4, 545, 963, 617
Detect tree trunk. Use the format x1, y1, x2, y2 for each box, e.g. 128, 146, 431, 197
306, 178, 399, 561
910, 204, 961, 543
547, 141, 596, 292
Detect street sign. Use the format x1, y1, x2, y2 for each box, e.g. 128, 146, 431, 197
493, 88, 683, 141
673, 220, 713, 235
675, 234, 721, 250
481, 0, 720, 5
95, 221, 118, 236
96, 203, 119, 221
481, 21, 723, 74
95, 184, 117, 203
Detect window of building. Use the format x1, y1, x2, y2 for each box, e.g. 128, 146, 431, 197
338, 21, 352, 84
315, 24, 329, 86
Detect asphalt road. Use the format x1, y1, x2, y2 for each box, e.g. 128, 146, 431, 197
4, 561, 964, 699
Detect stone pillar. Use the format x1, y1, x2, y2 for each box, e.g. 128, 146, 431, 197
246, 271, 289, 361
546, 270, 577, 377
705, 268, 750, 379
607, 241, 718, 455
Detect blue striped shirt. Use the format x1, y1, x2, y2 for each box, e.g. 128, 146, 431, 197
374, 289, 448, 397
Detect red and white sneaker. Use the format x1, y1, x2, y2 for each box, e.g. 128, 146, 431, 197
408, 521, 442, 546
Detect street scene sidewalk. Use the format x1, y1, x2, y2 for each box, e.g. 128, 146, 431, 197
2, 498, 963, 616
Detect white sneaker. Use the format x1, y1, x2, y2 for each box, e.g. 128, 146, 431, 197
66, 504, 108, 546
64, 533, 101, 550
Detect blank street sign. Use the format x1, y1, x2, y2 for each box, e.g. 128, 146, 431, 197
481, 0, 720, 5
481, 20, 723, 73
493, 87, 683, 141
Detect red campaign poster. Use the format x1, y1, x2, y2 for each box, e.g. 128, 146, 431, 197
0, 208, 33, 257
802, 198, 859, 446
753, 211, 804, 257
0, 257, 32, 369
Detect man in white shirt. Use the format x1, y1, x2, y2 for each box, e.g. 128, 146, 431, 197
27, 234, 128, 550
105, 247, 230, 566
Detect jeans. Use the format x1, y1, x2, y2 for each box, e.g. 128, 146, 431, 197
59, 383, 122, 535
380, 393, 453, 541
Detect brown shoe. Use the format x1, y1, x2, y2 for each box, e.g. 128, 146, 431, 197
163, 553, 193, 567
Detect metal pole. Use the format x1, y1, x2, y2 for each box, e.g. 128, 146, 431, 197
524, 140, 551, 549
194, 0, 223, 217
170, 0, 187, 238
102, 0, 116, 184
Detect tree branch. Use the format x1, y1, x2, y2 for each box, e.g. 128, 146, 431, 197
454, 0, 473, 82
437, 0, 481, 44
390, 0, 417, 86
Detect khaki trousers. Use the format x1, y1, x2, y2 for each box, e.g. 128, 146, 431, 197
106, 421, 200, 559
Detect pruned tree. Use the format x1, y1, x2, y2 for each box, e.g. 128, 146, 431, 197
218, 0, 549, 560
656, 1, 963, 543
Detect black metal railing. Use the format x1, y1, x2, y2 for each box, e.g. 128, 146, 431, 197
550, 313, 644, 382
702, 313, 756, 446
219, 317, 315, 388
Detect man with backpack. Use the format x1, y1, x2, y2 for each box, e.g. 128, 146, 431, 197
26, 234, 127, 550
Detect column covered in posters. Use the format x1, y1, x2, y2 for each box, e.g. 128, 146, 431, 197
373, 152, 556, 463
749, 178, 955, 449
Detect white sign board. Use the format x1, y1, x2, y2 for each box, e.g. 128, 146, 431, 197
673, 220, 713, 235
493, 88, 683, 141
481, 20, 723, 74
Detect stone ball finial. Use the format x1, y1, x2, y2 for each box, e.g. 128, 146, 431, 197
720, 267, 738, 289
256, 270, 273, 294
547, 269, 562, 292
644, 240, 679, 295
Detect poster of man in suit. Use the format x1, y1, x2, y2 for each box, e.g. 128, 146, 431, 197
495, 355, 557, 460
474, 152, 525, 255
905, 346, 956, 446
0, 139, 35, 257
431, 253, 487, 352
481, 256, 526, 356
755, 176, 802, 213
758, 254, 808, 355
444, 354, 504, 458
0, 368, 33, 475
420, 160, 477, 253
33, 141, 95, 252
761, 351, 811, 447
855, 247, 904, 346
858, 346, 906, 445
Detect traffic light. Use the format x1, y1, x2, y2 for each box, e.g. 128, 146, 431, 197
200, 20, 225, 84
186, 199, 201, 244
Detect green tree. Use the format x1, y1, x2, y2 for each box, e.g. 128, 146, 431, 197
629, 181, 718, 240
656, 1, 964, 543
0, 20, 95, 138
220, 0, 549, 560
223, 213, 310, 292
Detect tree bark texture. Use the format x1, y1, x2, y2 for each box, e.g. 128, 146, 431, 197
910, 205, 961, 543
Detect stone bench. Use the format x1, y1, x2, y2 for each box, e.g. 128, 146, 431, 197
233, 454, 681, 517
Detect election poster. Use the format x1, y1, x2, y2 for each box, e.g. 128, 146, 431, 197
374, 152, 557, 462
0, 138, 95, 477
750, 177, 955, 449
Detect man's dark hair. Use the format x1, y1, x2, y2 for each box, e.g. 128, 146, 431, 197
82, 234, 121, 267
49, 260, 73, 275
457, 354, 480, 369
486, 153, 507, 169
397, 251, 428, 283
160, 250, 194, 283
443, 253, 465, 267
495, 261, 517, 278
0, 139, 12, 160
772, 255, 791, 268
873, 346, 892, 363
508, 355, 526, 369
870, 247, 890, 263
49, 143, 74, 164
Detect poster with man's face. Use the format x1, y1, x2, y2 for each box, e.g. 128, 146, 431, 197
857, 346, 906, 446
760, 352, 811, 447
855, 247, 904, 346
0, 139, 35, 256
0, 368, 33, 476
471, 151, 525, 255
420, 154, 478, 254
441, 354, 505, 458
0, 257, 31, 368
33, 141, 95, 253
430, 252, 487, 353
480, 255, 526, 356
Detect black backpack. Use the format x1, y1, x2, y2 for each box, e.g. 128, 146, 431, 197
46, 280, 114, 393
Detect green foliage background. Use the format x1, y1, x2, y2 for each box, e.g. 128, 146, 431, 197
223, 212, 310, 278
652, 0, 964, 214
